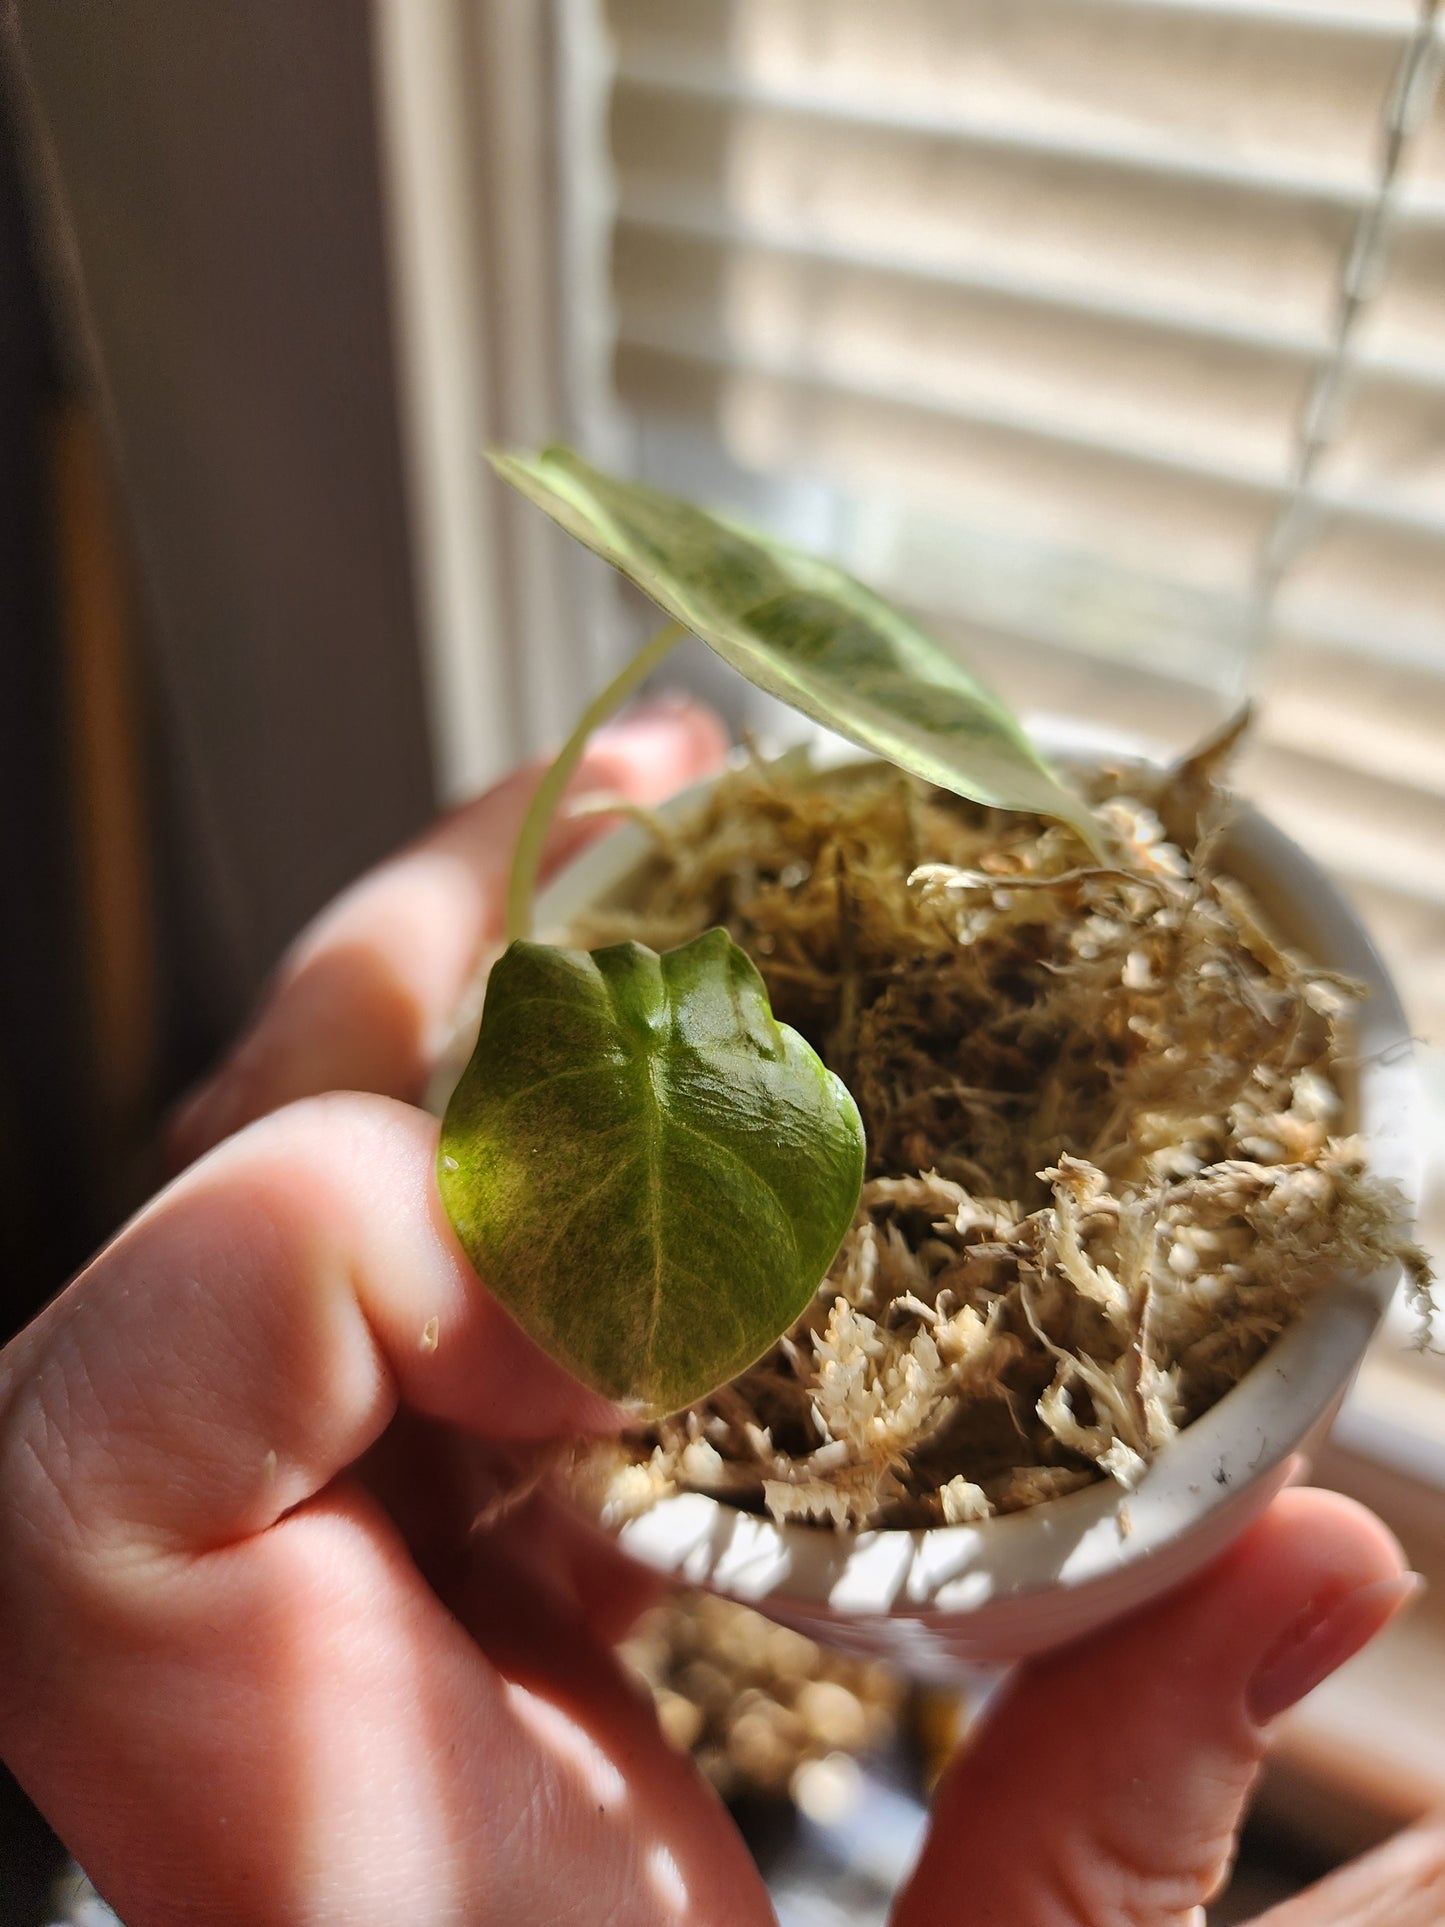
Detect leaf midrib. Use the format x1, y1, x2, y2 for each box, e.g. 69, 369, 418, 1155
641, 1050, 666, 1380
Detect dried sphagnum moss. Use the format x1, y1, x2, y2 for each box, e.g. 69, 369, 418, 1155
569, 743, 1428, 1531
621, 1591, 902, 1802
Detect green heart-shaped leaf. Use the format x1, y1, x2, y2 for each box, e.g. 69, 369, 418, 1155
490, 444, 1104, 853
438, 928, 866, 1416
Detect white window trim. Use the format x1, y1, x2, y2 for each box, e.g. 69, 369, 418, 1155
373, 0, 630, 802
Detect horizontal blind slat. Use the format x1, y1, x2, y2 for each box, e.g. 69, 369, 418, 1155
1099, 1, 1418, 31
614, 221, 1445, 527
1260, 646, 1445, 799
1238, 742, 1445, 905
608, 3, 1445, 205
614, 229, 1312, 474
612, 57, 1413, 213
608, 82, 1426, 351
617, 340, 1277, 587
615, 193, 1445, 391
615, 334, 1445, 544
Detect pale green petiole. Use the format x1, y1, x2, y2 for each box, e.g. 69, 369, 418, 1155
505, 620, 688, 943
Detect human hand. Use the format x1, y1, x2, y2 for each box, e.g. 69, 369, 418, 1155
1, 701, 769, 1927
0, 702, 1430, 1925
891, 1490, 1424, 1925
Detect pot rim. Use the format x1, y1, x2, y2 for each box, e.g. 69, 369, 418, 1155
535, 729, 1421, 1621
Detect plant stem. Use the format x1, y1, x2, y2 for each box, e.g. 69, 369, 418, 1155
505, 621, 688, 943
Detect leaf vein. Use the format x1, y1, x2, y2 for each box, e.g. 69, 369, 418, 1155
491, 1062, 608, 1112
662, 1109, 804, 1271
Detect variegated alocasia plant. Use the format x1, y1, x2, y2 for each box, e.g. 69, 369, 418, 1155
438, 447, 1105, 1416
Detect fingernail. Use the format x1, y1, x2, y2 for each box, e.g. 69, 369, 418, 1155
595, 692, 697, 740
627, 689, 697, 718
1247, 1572, 1423, 1726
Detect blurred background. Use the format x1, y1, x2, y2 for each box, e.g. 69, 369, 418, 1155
3, 2, 1445, 1919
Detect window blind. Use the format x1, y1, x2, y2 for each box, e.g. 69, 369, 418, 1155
593, 0, 1445, 1284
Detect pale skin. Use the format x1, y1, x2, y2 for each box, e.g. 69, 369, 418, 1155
0, 699, 1439, 1926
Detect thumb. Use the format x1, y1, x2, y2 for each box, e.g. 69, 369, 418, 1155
894, 1488, 1414, 1927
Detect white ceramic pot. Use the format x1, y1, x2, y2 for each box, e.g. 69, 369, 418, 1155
511, 743, 1420, 1678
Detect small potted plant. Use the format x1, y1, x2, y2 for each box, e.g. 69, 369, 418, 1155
435, 448, 1428, 1671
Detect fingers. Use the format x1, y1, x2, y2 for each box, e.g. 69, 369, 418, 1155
1250, 1814, 1445, 1926
170, 697, 729, 1166
0, 1095, 611, 1579
353, 1413, 664, 1645
893, 1489, 1414, 1927
479, 1492, 668, 1648
0, 1093, 767, 1926
0, 1476, 767, 1927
